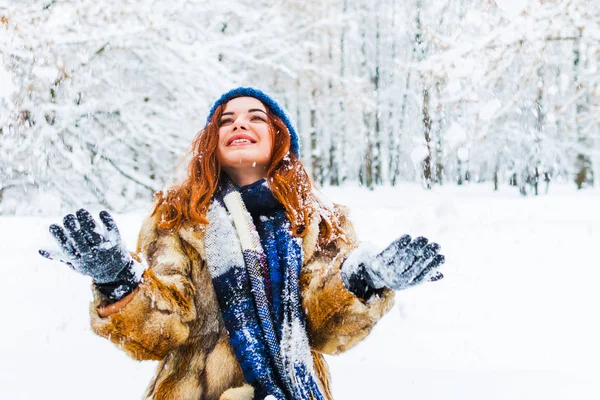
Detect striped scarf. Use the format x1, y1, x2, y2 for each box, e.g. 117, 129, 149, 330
204, 179, 325, 400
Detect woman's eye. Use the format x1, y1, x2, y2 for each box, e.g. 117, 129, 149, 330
251, 116, 266, 122
219, 119, 233, 126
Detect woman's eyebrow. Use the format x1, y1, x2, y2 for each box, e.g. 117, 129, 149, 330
221, 109, 266, 117
248, 109, 267, 115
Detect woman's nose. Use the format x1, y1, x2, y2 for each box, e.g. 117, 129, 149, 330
232, 116, 248, 131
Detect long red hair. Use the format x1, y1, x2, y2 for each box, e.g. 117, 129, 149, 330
154, 99, 343, 243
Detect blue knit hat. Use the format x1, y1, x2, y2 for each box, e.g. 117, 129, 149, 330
206, 87, 300, 157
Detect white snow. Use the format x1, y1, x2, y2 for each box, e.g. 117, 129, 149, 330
480, 98, 502, 121
32, 65, 59, 82
410, 145, 429, 164
130, 258, 146, 283
0, 64, 15, 100
1, 184, 599, 399
445, 80, 462, 96
341, 242, 378, 288
547, 85, 559, 97
495, 0, 526, 18
446, 123, 468, 146
456, 147, 470, 162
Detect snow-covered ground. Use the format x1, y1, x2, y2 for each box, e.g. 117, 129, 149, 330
1, 183, 599, 399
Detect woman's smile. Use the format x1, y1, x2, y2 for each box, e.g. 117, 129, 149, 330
226, 133, 257, 146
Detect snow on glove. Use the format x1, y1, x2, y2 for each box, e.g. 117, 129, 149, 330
39, 209, 142, 301
342, 235, 445, 298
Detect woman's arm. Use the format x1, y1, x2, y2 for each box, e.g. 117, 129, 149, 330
300, 205, 395, 355
89, 211, 197, 361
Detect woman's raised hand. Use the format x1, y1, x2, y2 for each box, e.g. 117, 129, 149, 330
342, 234, 445, 297
363, 235, 445, 291
39, 209, 141, 300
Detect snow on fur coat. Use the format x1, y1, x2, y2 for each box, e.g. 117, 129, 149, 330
89, 204, 395, 400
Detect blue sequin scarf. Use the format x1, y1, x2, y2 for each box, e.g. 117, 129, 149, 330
204, 179, 325, 400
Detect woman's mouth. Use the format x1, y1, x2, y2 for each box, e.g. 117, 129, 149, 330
227, 134, 256, 146
231, 138, 252, 145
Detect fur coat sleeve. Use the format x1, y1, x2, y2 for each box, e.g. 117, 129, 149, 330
300, 205, 395, 355
89, 211, 198, 361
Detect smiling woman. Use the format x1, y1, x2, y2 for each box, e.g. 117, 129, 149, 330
39, 87, 446, 400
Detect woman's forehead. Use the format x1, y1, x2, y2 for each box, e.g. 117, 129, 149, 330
223, 97, 266, 113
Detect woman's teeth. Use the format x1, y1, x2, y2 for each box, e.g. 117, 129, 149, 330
232, 139, 251, 144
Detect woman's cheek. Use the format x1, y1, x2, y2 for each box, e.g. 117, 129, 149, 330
216, 145, 228, 166
263, 149, 272, 162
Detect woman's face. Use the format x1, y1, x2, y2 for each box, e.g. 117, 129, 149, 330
216, 96, 273, 186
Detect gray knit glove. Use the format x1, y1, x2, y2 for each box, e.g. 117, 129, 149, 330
342, 235, 445, 298
39, 209, 142, 301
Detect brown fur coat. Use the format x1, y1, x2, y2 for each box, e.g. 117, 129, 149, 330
89, 205, 395, 400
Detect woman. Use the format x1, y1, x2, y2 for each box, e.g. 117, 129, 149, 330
40, 87, 445, 400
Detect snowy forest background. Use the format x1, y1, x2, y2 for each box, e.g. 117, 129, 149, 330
0, 0, 599, 215
1, 2, 599, 399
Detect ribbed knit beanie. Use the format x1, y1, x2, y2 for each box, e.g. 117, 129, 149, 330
206, 87, 300, 157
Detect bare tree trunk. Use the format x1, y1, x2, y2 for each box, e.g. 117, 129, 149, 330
493, 165, 499, 191
573, 27, 593, 189
533, 65, 544, 196
361, 4, 374, 189
388, 0, 399, 186
391, 73, 410, 186
414, 3, 432, 189
374, 9, 382, 185
310, 88, 321, 185
335, 0, 348, 185
434, 78, 444, 185
364, 116, 373, 189
326, 25, 339, 186
457, 157, 463, 186
422, 81, 432, 189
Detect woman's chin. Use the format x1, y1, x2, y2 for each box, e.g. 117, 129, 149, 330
220, 152, 270, 169
222, 159, 262, 168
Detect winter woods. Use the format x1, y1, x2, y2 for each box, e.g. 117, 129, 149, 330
0, 0, 598, 214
